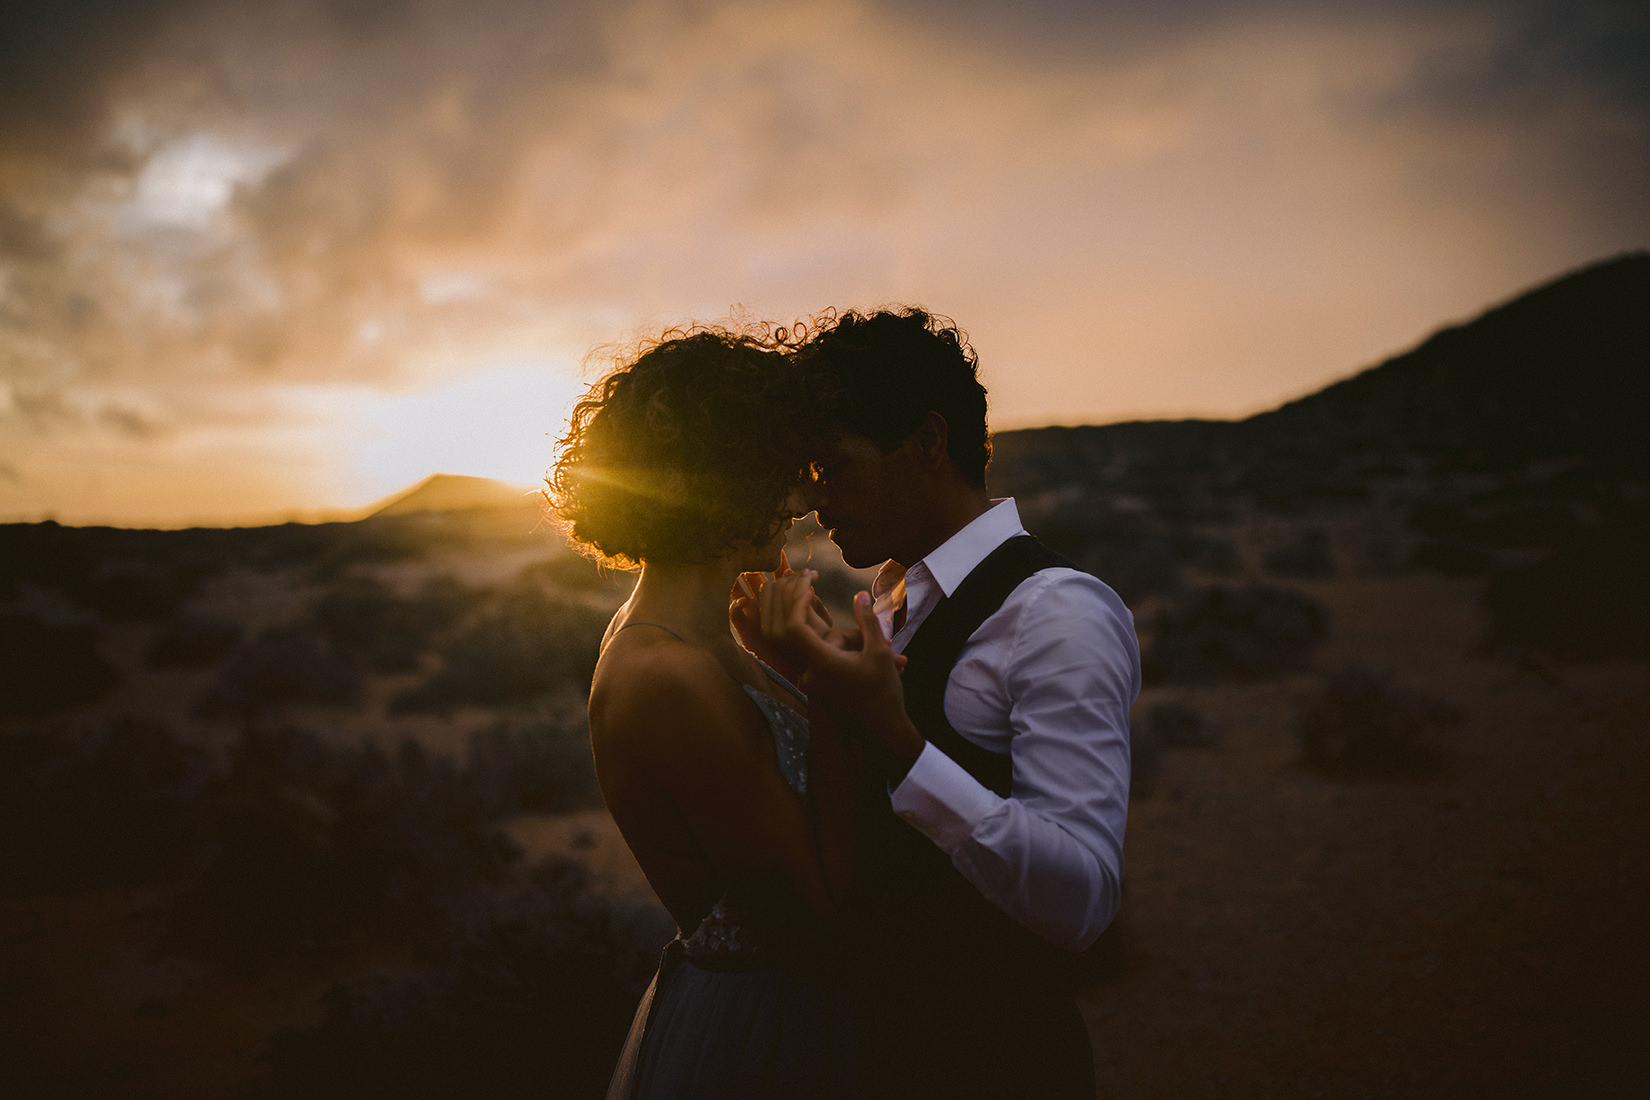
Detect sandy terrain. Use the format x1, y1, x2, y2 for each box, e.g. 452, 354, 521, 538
4, 517, 1646, 1099
1083, 572, 1649, 1099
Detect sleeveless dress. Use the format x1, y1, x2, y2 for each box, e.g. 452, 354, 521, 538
604, 628, 858, 1100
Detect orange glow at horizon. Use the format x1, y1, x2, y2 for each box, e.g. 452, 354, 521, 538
1, 0, 1645, 527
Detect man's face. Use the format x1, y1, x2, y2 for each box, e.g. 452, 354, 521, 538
810, 426, 924, 569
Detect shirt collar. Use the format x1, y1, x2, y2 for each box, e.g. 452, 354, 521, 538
917, 497, 1026, 598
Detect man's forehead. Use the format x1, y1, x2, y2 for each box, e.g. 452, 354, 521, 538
821, 425, 880, 454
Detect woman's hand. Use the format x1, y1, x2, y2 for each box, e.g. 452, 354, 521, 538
756, 567, 833, 673
770, 590, 925, 781
730, 551, 833, 665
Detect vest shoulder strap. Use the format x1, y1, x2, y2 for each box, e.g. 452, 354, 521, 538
900, 534, 1080, 795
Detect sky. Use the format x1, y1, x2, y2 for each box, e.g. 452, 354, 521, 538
2, 0, 1646, 527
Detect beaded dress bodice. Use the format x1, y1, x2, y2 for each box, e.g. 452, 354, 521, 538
679, 674, 810, 963
601, 621, 811, 966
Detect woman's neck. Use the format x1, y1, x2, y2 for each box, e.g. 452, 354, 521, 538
623, 558, 743, 644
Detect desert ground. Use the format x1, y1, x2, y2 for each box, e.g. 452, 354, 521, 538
3, 485, 1646, 1099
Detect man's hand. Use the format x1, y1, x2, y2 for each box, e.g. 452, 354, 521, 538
764, 585, 925, 780
730, 551, 832, 676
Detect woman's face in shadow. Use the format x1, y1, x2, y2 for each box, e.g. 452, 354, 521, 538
733, 488, 806, 574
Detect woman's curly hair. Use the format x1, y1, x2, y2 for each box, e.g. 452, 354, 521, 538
547, 325, 822, 568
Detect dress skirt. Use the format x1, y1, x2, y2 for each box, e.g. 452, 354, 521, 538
607, 940, 858, 1100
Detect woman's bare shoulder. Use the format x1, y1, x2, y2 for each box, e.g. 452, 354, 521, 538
590, 632, 747, 755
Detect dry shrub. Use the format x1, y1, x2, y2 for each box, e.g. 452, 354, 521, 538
1484, 507, 1650, 661
1261, 528, 1335, 578
253, 858, 670, 1100
0, 612, 121, 718
1295, 666, 1459, 780
311, 576, 472, 674
146, 615, 242, 668
1142, 585, 1329, 684
391, 593, 606, 714
0, 718, 213, 897
194, 627, 363, 717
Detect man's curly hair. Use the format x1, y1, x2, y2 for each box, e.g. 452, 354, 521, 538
547, 327, 820, 568
794, 307, 991, 485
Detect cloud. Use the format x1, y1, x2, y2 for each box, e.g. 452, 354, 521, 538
0, 0, 182, 154
1, 0, 1646, 523
8, 387, 83, 434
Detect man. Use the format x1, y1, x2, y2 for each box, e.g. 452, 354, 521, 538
787, 308, 1139, 1099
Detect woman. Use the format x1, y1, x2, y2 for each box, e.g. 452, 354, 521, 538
547, 327, 860, 1100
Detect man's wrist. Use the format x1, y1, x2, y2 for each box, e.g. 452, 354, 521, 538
876, 718, 925, 782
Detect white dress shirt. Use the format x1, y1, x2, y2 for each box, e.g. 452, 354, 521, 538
872, 498, 1139, 952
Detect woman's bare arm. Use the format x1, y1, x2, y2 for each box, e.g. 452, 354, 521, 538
590, 639, 836, 924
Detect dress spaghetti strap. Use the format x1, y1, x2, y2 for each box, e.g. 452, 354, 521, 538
606, 621, 804, 704
609, 620, 690, 645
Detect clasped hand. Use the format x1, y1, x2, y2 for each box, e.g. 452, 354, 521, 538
734, 564, 924, 776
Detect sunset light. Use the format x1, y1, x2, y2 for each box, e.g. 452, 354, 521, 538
2, 0, 1645, 526
6, 5, 1648, 1095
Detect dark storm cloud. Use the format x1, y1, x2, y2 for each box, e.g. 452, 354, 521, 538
884, 0, 1650, 111
0, 0, 183, 153
1379, 1, 1650, 117
1, 0, 625, 388
2, 0, 1647, 523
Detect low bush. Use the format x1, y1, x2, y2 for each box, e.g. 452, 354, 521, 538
516, 554, 635, 600
146, 616, 243, 668
1411, 537, 1493, 576
194, 627, 363, 717
81, 560, 198, 621
1484, 508, 1650, 661
1127, 700, 1217, 800
254, 858, 670, 1100
0, 718, 213, 897
1142, 700, 1219, 750
1018, 505, 1183, 602
2, 715, 624, 983
1175, 533, 1242, 576
392, 594, 607, 714
0, 613, 122, 718
461, 716, 600, 817
1407, 497, 1465, 537
1295, 666, 1458, 780
1261, 528, 1335, 578
1142, 585, 1329, 684
312, 577, 472, 674
1129, 721, 1163, 799
1462, 501, 1589, 548
164, 729, 519, 973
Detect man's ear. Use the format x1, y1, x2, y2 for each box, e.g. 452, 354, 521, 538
909, 411, 951, 472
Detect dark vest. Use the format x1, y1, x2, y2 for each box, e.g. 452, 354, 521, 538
852, 534, 1084, 994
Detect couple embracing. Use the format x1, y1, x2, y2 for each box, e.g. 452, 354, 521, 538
548, 308, 1140, 1100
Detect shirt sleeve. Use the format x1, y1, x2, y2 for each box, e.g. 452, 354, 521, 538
888, 570, 1140, 951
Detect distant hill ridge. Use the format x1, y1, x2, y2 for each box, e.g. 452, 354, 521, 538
1254, 251, 1650, 470
369, 474, 542, 518
992, 251, 1650, 490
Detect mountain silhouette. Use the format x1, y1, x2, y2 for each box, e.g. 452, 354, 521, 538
992, 251, 1650, 494
368, 473, 541, 518
1252, 251, 1650, 473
